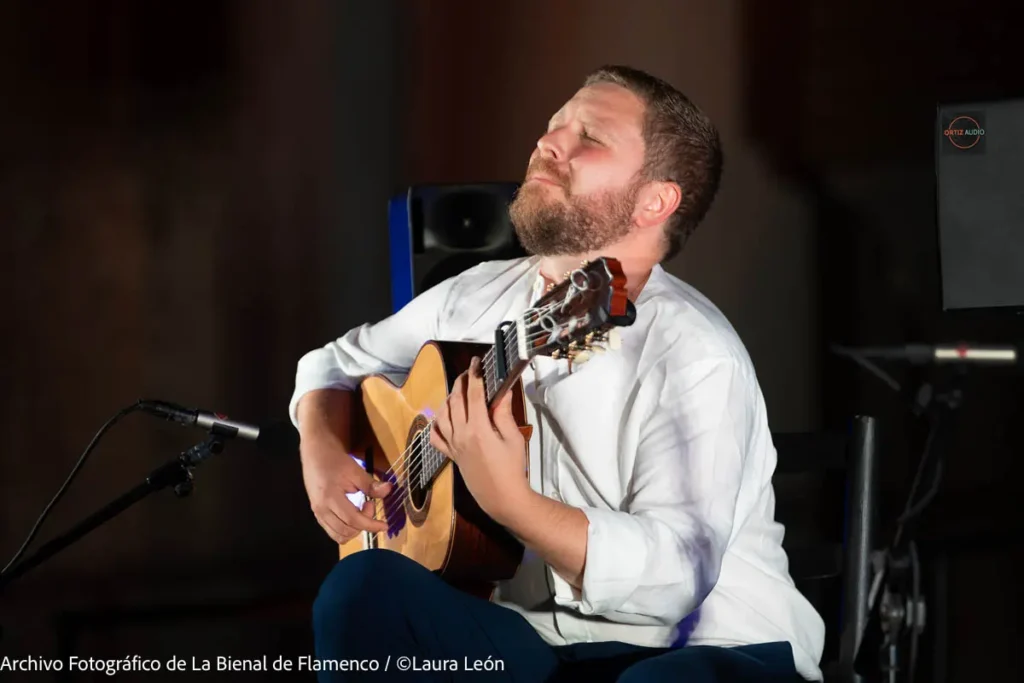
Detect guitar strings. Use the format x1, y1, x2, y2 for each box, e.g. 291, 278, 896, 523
374, 296, 558, 489
369, 310, 532, 527
368, 324, 599, 541
372, 291, 584, 513
365, 293, 596, 539
364, 297, 566, 531
373, 293, 588, 521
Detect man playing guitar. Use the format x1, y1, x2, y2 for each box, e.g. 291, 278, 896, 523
290, 65, 825, 682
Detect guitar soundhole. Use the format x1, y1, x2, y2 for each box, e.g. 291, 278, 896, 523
405, 416, 431, 522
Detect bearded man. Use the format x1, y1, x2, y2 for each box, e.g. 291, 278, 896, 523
289, 65, 826, 682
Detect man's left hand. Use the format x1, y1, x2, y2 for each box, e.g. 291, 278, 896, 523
430, 356, 530, 524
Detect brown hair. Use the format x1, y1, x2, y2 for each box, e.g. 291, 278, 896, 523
583, 65, 723, 260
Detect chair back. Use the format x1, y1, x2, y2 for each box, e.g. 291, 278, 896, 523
772, 415, 879, 682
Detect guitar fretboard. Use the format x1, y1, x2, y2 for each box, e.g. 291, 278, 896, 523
417, 323, 522, 488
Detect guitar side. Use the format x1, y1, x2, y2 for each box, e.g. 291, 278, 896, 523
339, 341, 528, 593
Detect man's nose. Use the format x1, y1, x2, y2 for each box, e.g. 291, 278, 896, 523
535, 127, 569, 161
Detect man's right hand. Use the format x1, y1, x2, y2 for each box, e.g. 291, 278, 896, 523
299, 430, 393, 544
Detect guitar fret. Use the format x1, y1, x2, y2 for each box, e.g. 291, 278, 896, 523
505, 325, 518, 361
422, 427, 432, 486
484, 358, 493, 402
418, 429, 425, 488
484, 346, 497, 403
421, 423, 444, 485
430, 430, 437, 482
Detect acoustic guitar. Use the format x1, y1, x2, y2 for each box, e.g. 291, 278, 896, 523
342, 257, 637, 597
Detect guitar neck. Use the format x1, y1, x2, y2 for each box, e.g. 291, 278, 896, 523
419, 321, 529, 487
481, 321, 530, 407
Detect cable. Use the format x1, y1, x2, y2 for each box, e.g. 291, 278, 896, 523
893, 412, 942, 549
0, 400, 145, 577
898, 458, 944, 524
829, 344, 902, 393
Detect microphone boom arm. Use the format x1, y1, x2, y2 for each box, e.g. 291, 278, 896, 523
0, 436, 224, 595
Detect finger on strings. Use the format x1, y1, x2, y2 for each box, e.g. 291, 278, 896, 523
362, 499, 389, 531
436, 399, 454, 444
492, 389, 520, 440
351, 464, 392, 499
430, 423, 453, 458
333, 499, 388, 534
451, 369, 470, 426
467, 356, 487, 424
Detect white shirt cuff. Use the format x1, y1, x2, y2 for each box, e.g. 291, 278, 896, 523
288, 350, 361, 427
552, 507, 650, 616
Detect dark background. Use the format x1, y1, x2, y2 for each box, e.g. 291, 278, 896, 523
1, 1, 1021, 681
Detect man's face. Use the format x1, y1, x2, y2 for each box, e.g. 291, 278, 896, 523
509, 83, 648, 257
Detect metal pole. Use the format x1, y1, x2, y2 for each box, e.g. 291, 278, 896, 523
840, 414, 878, 682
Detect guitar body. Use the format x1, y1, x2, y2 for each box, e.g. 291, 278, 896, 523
340, 341, 530, 598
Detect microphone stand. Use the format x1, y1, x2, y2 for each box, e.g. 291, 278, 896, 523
855, 373, 963, 683
0, 435, 225, 596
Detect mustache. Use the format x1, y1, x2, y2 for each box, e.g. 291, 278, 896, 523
526, 159, 569, 187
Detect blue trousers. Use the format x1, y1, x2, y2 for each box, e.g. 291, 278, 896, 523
311, 549, 802, 682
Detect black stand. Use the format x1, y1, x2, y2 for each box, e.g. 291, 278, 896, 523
0, 436, 224, 595
855, 377, 963, 683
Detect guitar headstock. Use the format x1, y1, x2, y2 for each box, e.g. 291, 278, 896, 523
516, 257, 637, 364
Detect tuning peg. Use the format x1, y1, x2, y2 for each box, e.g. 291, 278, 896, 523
607, 329, 621, 350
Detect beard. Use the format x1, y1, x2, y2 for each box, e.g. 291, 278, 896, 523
508, 162, 642, 257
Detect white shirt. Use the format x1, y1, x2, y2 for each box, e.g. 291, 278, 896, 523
288, 256, 825, 681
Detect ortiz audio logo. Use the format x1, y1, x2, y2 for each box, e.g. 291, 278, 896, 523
942, 112, 986, 153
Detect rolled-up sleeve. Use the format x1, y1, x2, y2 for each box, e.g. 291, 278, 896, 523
288, 277, 458, 428
553, 353, 754, 626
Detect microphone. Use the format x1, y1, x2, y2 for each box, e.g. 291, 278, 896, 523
838, 343, 1017, 365
139, 400, 298, 454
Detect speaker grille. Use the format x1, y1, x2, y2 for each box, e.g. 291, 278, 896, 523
388, 183, 527, 312
936, 97, 1024, 311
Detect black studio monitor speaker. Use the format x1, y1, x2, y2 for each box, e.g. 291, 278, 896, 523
936, 97, 1024, 311
388, 183, 528, 313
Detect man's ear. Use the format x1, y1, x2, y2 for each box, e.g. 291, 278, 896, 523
634, 180, 682, 229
